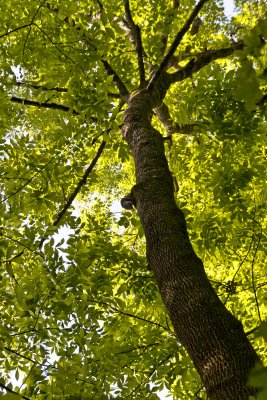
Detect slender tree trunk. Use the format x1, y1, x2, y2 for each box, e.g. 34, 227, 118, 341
122, 87, 259, 400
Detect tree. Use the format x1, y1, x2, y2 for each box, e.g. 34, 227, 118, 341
0, 0, 266, 399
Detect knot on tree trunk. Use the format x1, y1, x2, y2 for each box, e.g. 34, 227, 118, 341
121, 193, 136, 210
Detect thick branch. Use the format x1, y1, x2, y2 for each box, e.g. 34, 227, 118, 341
101, 60, 129, 98
123, 0, 146, 86
155, 101, 201, 135
168, 41, 244, 85
147, 0, 210, 90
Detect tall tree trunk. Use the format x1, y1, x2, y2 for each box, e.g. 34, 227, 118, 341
122, 88, 259, 400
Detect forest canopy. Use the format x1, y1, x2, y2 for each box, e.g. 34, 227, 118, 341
0, 0, 267, 399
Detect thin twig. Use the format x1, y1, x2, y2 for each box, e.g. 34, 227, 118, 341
11, 80, 68, 92
1, 128, 85, 205
86, 298, 171, 331
246, 325, 261, 336
51, 140, 106, 228
47, 3, 129, 98
32, 274, 65, 329
257, 93, 267, 106
21, 363, 36, 390
251, 231, 262, 322
0, 382, 30, 400
0, 23, 32, 38
194, 385, 204, 399
3, 346, 36, 364
32, 22, 83, 70
23, 0, 47, 64
124, 354, 173, 399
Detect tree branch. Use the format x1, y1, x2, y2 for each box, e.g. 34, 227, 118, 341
3, 346, 36, 364
1, 150, 60, 205
0, 128, 87, 208
22, 0, 47, 64
168, 41, 244, 85
246, 325, 261, 336
159, 0, 181, 57
251, 230, 262, 323
10, 80, 123, 99
10, 96, 80, 115
87, 298, 171, 332
0, 23, 32, 38
52, 140, 106, 227
46, 3, 129, 98
38, 140, 106, 248
0, 382, 30, 400
147, 0, 210, 90
11, 80, 68, 92
124, 353, 173, 399
123, 0, 146, 87
101, 60, 129, 99
155, 101, 202, 135
33, 22, 81, 69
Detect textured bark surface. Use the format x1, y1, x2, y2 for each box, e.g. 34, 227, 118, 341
122, 88, 259, 400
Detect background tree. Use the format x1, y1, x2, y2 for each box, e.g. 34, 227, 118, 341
0, 0, 266, 399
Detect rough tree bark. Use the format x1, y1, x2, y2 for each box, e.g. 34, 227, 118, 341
121, 79, 260, 399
